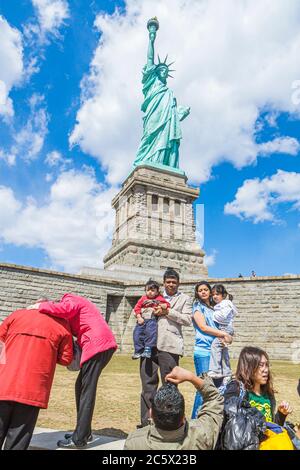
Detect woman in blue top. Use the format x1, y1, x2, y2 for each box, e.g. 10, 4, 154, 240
191, 281, 232, 418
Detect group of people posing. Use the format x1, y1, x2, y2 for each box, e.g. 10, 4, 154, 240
131, 269, 237, 426
0, 267, 299, 450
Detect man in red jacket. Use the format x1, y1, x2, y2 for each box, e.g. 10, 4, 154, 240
34, 293, 118, 449
0, 307, 73, 450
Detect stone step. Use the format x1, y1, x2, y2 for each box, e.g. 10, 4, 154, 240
29, 427, 125, 451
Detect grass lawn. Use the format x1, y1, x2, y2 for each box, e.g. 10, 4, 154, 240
37, 355, 300, 438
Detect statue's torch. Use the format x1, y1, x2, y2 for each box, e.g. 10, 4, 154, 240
147, 17, 159, 41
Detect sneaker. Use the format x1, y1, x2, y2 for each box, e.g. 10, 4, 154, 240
142, 346, 152, 359
132, 352, 142, 360
57, 437, 87, 449
64, 432, 94, 443
141, 347, 151, 359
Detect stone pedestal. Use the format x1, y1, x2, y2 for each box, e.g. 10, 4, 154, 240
103, 165, 207, 280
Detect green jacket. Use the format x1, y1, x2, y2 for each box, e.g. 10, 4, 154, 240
124, 377, 224, 450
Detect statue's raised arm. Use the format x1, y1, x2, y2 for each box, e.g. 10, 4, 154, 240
146, 17, 159, 68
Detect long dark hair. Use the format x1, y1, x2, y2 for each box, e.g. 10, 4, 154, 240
212, 283, 233, 301
194, 281, 213, 308
236, 346, 275, 397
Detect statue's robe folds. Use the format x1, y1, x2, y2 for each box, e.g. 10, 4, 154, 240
134, 65, 182, 168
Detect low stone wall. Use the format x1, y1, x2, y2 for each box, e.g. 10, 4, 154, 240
0, 263, 299, 361
0, 263, 125, 345
214, 276, 300, 361
124, 277, 300, 361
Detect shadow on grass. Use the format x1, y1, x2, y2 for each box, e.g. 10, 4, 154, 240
94, 428, 128, 439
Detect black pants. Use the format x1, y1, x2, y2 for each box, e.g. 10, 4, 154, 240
133, 319, 157, 353
0, 401, 40, 450
72, 348, 115, 446
139, 349, 179, 426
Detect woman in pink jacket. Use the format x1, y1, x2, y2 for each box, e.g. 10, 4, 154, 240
36, 293, 117, 449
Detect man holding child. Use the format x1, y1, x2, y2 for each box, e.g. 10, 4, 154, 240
138, 268, 193, 427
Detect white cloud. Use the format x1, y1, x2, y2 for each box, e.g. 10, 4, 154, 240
0, 16, 23, 118
0, 168, 118, 272
0, 150, 16, 166
0, 186, 22, 226
204, 249, 217, 267
70, 0, 300, 185
12, 94, 48, 161
258, 137, 300, 156
22, 1, 69, 77
0, 81, 13, 118
264, 111, 279, 128
45, 150, 72, 172
224, 170, 300, 223
0, 94, 48, 165
31, 0, 69, 39
45, 150, 62, 166
224, 178, 273, 223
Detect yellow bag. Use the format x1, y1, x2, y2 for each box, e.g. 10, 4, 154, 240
259, 425, 294, 450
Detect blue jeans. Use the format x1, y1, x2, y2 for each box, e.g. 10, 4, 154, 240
209, 326, 234, 377
133, 319, 157, 354
191, 353, 210, 419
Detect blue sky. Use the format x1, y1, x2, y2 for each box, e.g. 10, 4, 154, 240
0, 0, 300, 278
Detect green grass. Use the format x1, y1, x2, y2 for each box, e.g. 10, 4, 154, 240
37, 355, 300, 436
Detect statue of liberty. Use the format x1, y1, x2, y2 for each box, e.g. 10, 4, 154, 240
133, 18, 190, 172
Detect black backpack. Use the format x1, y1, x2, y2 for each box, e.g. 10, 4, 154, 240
217, 380, 266, 450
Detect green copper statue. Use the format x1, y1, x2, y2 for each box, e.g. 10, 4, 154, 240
133, 18, 190, 173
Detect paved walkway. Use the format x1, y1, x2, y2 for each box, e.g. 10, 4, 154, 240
29, 427, 125, 450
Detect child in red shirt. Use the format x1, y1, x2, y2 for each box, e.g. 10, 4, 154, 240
132, 279, 170, 359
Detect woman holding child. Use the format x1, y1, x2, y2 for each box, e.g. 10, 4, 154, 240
191, 281, 233, 418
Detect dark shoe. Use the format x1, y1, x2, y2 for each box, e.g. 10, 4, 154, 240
64, 432, 94, 443
132, 352, 142, 360
57, 437, 87, 449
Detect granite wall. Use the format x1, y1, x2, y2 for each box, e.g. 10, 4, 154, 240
1, 263, 299, 361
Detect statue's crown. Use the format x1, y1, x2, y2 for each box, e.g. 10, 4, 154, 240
156, 54, 175, 78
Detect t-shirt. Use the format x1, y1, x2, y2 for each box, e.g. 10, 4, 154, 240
248, 391, 273, 422
192, 301, 217, 355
